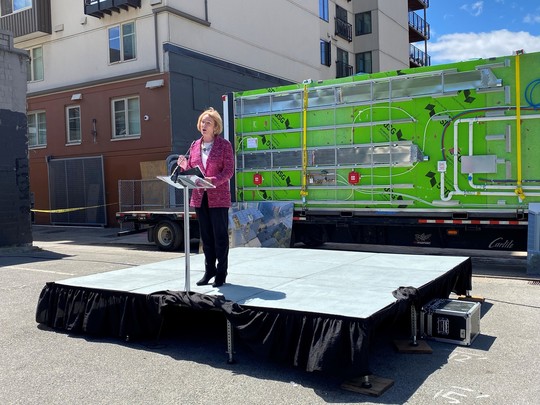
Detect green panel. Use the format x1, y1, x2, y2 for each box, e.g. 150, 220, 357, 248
233, 52, 540, 213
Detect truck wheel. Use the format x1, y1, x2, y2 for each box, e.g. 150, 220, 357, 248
154, 220, 183, 251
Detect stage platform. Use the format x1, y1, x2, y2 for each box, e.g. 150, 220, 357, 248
36, 247, 472, 376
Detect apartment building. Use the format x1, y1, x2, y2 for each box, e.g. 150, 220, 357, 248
0, 0, 429, 227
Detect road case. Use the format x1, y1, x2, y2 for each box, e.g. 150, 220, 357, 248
420, 298, 481, 346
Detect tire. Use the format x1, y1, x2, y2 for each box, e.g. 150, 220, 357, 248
153, 220, 183, 251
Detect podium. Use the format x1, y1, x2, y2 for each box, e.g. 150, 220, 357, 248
157, 173, 215, 291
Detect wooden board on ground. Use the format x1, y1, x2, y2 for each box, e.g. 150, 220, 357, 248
394, 339, 433, 353
458, 295, 486, 303
341, 374, 394, 397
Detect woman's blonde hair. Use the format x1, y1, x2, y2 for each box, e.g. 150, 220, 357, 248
197, 107, 223, 135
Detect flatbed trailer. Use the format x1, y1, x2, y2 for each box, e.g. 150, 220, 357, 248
115, 178, 200, 251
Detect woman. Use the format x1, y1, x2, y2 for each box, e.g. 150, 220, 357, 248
177, 107, 234, 287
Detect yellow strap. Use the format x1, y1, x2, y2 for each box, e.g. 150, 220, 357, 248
514, 51, 525, 201
300, 83, 309, 199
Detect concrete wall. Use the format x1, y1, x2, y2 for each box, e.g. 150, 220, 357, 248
0, 30, 31, 248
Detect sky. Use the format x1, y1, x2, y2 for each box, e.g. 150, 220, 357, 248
427, 0, 540, 65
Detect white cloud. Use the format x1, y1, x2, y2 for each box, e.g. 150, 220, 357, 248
460, 1, 484, 17
428, 29, 540, 64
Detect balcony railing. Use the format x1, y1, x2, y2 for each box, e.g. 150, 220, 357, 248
408, 11, 430, 42
84, 0, 141, 19
335, 17, 352, 42
409, 44, 430, 67
336, 60, 353, 78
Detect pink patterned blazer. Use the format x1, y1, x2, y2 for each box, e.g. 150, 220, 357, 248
184, 136, 234, 208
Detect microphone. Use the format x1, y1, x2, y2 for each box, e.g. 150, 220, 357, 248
171, 140, 195, 182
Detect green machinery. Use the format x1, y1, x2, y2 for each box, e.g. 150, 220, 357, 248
226, 51, 540, 250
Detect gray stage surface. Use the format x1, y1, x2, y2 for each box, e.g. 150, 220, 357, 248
57, 247, 470, 319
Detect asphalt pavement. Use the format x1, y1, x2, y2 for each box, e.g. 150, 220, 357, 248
0, 225, 539, 405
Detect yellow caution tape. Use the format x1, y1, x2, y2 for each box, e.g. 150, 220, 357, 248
31, 203, 116, 214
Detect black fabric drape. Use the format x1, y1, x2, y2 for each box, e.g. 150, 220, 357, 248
35, 282, 163, 339
220, 302, 373, 375
35, 257, 472, 375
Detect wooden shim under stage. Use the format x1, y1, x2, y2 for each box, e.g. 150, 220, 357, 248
341, 374, 395, 397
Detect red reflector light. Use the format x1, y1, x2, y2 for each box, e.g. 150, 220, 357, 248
348, 171, 360, 185
253, 173, 263, 185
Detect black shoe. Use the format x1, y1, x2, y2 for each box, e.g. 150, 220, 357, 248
212, 273, 227, 287
196, 273, 216, 286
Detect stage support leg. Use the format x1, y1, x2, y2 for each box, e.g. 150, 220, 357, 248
226, 319, 236, 364
394, 304, 433, 354
410, 304, 418, 347
341, 374, 394, 397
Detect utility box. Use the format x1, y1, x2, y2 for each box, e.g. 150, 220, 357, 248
420, 299, 481, 346
528, 203, 540, 275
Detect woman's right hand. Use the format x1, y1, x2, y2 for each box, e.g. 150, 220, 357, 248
177, 155, 188, 170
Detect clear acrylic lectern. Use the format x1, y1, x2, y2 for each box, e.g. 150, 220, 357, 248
157, 172, 215, 291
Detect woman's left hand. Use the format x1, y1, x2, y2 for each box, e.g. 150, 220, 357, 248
177, 155, 188, 170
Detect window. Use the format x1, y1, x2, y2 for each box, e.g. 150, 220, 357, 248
27, 111, 47, 148
335, 5, 352, 42
66, 106, 81, 144
320, 40, 331, 66
108, 21, 136, 64
27, 46, 44, 82
336, 48, 352, 78
336, 5, 347, 22
355, 11, 372, 36
112, 96, 140, 138
13, 0, 31, 12
0, 0, 30, 15
356, 51, 372, 74
319, 0, 328, 22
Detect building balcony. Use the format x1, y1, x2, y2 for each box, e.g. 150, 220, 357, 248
409, 44, 430, 68
408, 0, 429, 12
0, 0, 51, 39
336, 60, 353, 78
84, 0, 141, 19
408, 11, 430, 42
335, 17, 352, 42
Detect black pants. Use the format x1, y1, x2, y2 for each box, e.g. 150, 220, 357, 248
195, 193, 229, 275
